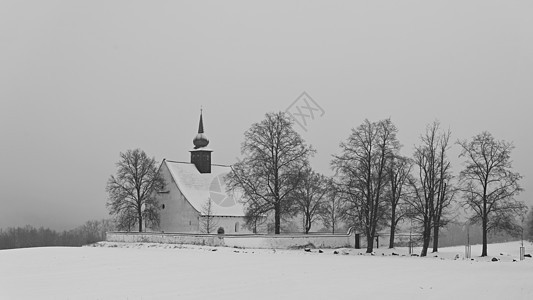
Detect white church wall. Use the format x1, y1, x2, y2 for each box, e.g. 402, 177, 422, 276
209, 216, 251, 234
158, 163, 200, 233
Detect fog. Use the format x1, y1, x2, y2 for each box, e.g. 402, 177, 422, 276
1, 1, 532, 230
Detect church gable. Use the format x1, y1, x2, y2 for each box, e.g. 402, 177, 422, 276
157, 161, 200, 232
164, 160, 245, 217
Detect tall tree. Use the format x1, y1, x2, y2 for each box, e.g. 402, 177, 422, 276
290, 168, 329, 234
320, 180, 345, 234
458, 131, 526, 256
386, 155, 412, 248
106, 149, 165, 232
332, 118, 400, 253
226, 111, 314, 234
407, 121, 453, 256
431, 163, 455, 252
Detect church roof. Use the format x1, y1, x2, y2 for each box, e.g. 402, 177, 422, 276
164, 160, 246, 217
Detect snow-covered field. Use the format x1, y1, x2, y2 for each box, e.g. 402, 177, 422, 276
1, 241, 532, 300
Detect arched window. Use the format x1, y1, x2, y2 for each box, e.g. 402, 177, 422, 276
235, 222, 239, 233
217, 227, 225, 234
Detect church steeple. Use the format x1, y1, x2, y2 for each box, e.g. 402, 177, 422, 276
198, 109, 204, 133
190, 109, 212, 173
193, 109, 209, 149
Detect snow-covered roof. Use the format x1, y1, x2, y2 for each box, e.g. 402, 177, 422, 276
164, 160, 246, 217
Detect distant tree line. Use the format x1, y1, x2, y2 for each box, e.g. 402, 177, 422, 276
0, 219, 115, 250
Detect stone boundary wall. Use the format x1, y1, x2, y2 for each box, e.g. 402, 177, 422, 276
224, 234, 355, 249
106, 232, 358, 249
106, 232, 224, 247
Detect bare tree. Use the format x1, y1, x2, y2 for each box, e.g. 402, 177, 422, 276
106, 149, 165, 232
332, 118, 400, 253
432, 168, 456, 252
320, 180, 345, 234
386, 155, 412, 248
407, 121, 453, 256
290, 168, 329, 234
200, 197, 218, 234
458, 131, 526, 256
226, 111, 314, 234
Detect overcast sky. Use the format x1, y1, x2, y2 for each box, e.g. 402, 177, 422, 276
1, 1, 532, 230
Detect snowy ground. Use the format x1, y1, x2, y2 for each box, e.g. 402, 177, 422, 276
1, 241, 532, 300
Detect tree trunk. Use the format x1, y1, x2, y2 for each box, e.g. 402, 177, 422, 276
137, 189, 143, 232
482, 216, 488, 257
432, 221, 439, 253
389, 208, 396, 248
481, 192, 488, 257
389, 222, 396, 249
305, 213, 312, 234
138, 211, 143, 232
421, 234, 430, 257
421, 218, 431, 257
274, 202, 281, 234
366, 234, 374, 253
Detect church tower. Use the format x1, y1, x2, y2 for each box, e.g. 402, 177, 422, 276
190, 110, 212, 173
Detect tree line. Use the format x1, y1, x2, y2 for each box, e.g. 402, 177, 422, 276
226, 112, 527, 257
0, 219, 114, 250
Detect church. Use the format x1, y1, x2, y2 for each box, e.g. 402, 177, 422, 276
156, 112, 253, 234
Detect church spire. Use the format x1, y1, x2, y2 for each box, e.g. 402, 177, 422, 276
193, 108, 209, 149
191, 108, 212, 173
198, 108, 204, 134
